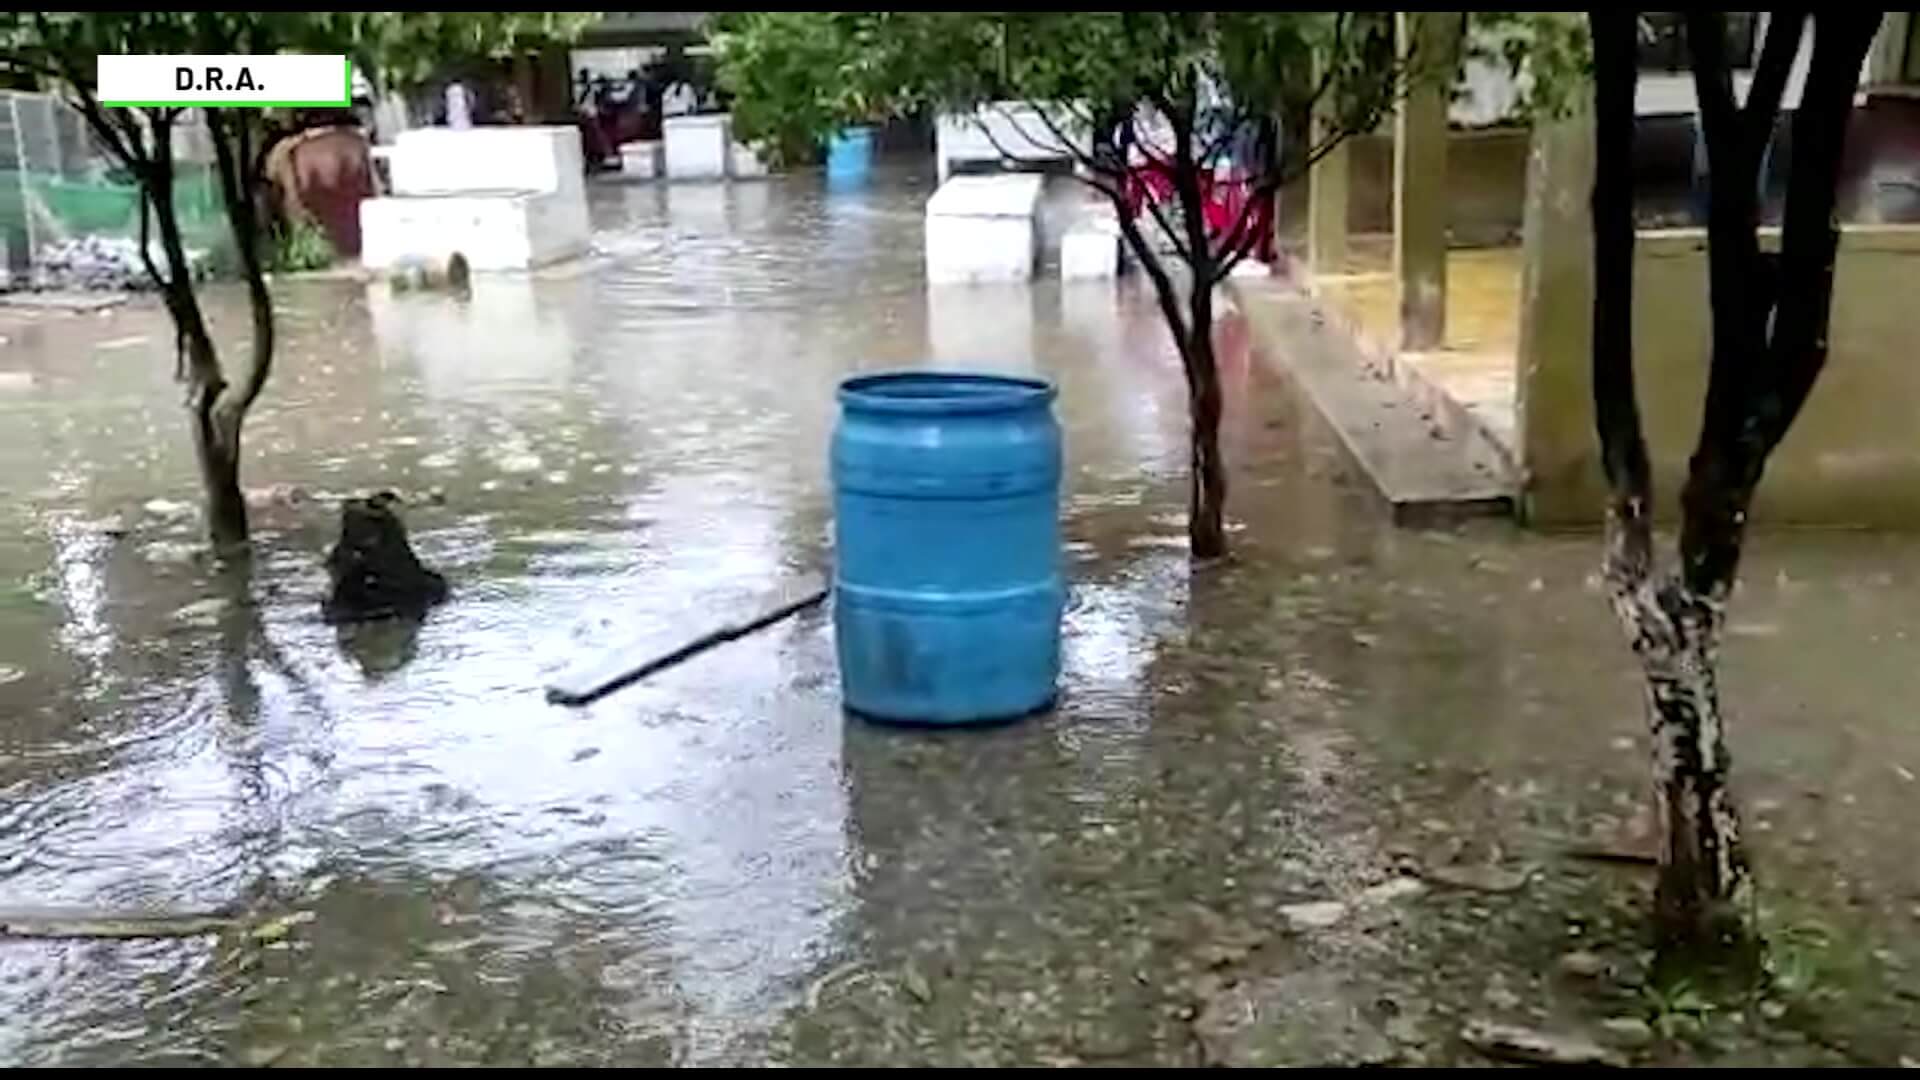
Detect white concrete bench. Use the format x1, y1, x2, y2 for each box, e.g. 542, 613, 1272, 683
620, 139, 664, 179
925, 174, 1046, 284
664, 114, 731, 180
388, 126, 585, 199
730, 141, 770, 179
361, 189, 588, 272
360, 126, 590, 272
1060, 203, 1124, 280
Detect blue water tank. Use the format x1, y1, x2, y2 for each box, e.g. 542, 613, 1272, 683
832, 371, 1064, 724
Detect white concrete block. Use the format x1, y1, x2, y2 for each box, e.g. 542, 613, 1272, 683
359, 189, 588, 272
925, 174, 1045, 284
1060, 227, 1121, 279
389, 126, 584, 199
729, 142, 770, 179
620, 140, 664, 179
936, 102, 1090, 183
664, 114, 731, 180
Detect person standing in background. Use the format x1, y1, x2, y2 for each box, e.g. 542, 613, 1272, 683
444, 79, 475, 130
662, 76, 698, 118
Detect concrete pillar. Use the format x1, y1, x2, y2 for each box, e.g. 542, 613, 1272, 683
1514, 110, 1598, 524
1306, 70, 1350, 274
1866, 12, 1914, 86
1394, 11, 1461, 351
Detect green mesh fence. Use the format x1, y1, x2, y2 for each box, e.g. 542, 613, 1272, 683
16, 165, 228, 251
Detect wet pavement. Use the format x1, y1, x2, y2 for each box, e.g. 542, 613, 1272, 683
2, 168, 1920, 1065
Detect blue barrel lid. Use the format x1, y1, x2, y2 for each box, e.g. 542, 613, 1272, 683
838, 370, 1056, 416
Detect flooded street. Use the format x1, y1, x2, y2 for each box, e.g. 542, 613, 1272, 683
4, 169, 1920, 1065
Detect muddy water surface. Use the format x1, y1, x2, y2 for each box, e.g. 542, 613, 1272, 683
1, 171, 1918, 1065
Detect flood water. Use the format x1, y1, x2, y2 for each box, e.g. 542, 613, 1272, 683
3, 169, 1920, 1065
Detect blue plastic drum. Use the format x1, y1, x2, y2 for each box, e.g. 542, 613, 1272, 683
826, 125, 875, 184
832, 371, 1064, 723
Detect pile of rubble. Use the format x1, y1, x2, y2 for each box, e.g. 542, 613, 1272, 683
28, 235, 207, 292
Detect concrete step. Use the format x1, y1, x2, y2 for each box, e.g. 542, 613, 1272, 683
1232, 281, 1516, 524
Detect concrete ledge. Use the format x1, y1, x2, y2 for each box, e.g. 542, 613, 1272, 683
1637, 222, 1920, 258
1301, 271, 1521, 482
1235, 280, 1515, 524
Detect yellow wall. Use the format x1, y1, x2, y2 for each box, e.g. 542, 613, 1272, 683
1523, 223, 1920, 526
1346, 127, 1530, 248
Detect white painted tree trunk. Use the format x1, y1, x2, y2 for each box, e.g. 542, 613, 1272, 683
1604, 525, 1750, 946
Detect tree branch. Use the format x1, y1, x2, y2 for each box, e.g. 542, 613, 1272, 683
1303, 12, 1352, 114
1194, 111, 1245, 173
1756, 11, 1882, 454
31, 42, 143, 170
1208, 175, 1282, 283
1206, 122, 1357, 282
1165, 98, 1216, 285
1589, 10, 1654, 586
136, 111, 222, 406
1742, 12, 1804, 157
1675, 11, 1881, 596
1117, 111, 1194, 264
1111, 188, 1191, 349
135, 184, 165, 292
207, 109, 275, 419
1685, 12, 1742, 187
1135, 195, 1192, 264
1683, 7, 1765, 480
987, 102, 1089, 171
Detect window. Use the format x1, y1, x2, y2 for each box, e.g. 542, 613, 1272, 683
1638, 13, 1761, 74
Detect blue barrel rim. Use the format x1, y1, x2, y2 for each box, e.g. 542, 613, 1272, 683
838, 370, 1057, 416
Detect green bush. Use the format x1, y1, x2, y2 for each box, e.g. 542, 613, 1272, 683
270, 217, 334, 273
711, 12, 880, 168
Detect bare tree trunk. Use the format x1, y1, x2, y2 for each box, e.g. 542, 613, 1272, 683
45, 67, 274, 551
133, 113, 250, 549
1590, 10, 1880, 953
1608, 568, 1749, 946
1589, 10, 1752, 952
188, 334, 250, 547
1102, 116, 1232, 561
1184, 280, 1228, 561
179, 108, 277, 552
1169, 99, 1230, 560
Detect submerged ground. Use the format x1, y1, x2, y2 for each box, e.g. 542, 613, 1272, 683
1, 170, 1917, 1065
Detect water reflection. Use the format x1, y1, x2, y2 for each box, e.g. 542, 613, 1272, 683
0, 170, 1211, 1063
926, 283, 1039, 371
335, 616, 425, 678
21, 164, 1895, 1067
2, 155, 1920, 1066
367, 277, 578, 407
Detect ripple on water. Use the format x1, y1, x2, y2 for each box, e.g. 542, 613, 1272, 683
0, 170, 1245, 1065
